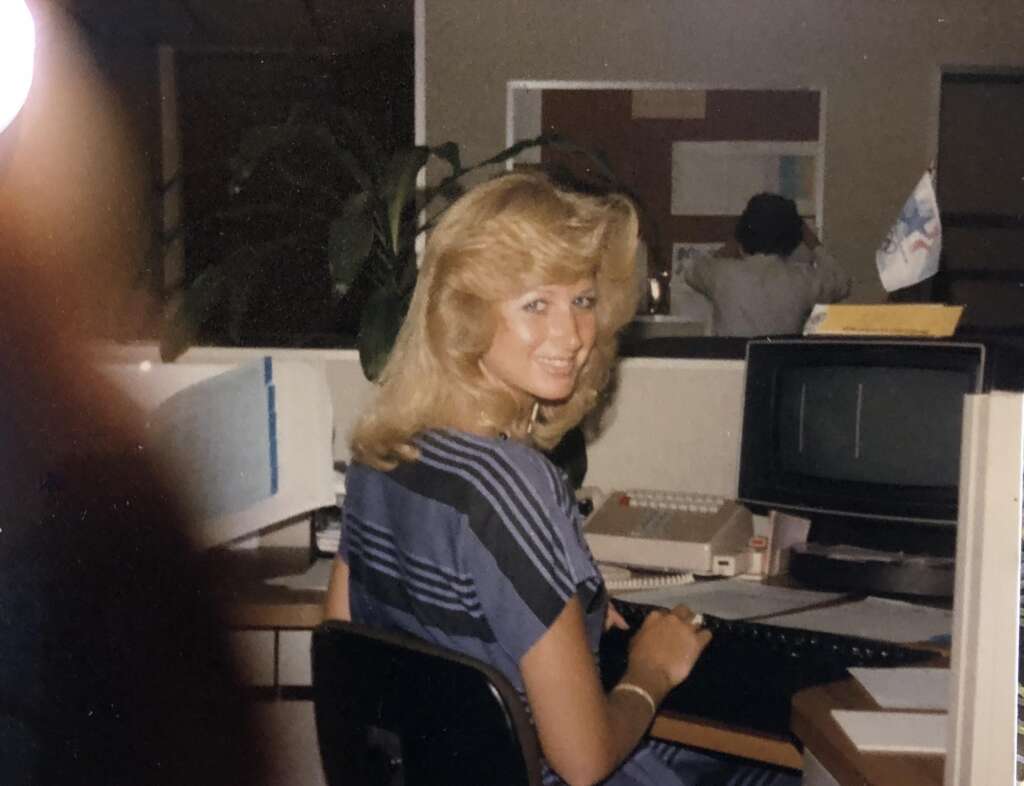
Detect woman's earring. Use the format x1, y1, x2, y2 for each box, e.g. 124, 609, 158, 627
526, 401, 540, 436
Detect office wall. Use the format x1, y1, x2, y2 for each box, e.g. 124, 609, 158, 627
100, 345, 745, 495
422, 0, 1024, 303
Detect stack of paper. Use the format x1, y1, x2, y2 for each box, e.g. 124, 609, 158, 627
832, 667, 949, 755
832, 710, 946, 754
849, 667, 949, 711
803, 303, 963, 337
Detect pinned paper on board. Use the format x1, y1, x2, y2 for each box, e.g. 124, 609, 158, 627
632, 89, 706, 120
671, 141, 818, 216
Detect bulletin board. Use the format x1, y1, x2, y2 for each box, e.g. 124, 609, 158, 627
507, 83, 824, 280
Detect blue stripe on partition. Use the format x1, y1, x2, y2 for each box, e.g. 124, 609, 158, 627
265, 359, 279, 495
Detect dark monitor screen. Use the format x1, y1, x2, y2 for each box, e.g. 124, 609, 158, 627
776, 365, 971, 488
739, 339, 985, 525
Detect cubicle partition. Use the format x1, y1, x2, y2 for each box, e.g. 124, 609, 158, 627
101, 344, 748, 500
96, 343, 1024, 786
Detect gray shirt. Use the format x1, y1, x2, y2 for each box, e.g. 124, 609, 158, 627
684, 244, 852, 337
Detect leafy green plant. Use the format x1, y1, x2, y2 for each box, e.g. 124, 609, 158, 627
159, 108, 616, 379
323, 127, 570, 380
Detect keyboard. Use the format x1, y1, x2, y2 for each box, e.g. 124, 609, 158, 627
600, 598, 937, 738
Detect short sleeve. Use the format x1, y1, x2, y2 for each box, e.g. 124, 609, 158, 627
460, 445, 601, 664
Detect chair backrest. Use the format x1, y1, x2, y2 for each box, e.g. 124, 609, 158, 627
312, 619, 543, 786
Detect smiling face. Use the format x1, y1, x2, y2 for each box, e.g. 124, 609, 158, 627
480, 277, 598, 403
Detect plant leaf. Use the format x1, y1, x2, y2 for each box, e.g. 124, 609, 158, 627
396, 253, 419, 292
467, 132, 558, 171
328, 193, 374, 295
381, 146, 430, 255
546, 136, 620, 184
421, 133, 557, 212
430, 141, 462, 177
357, 288, 410, 381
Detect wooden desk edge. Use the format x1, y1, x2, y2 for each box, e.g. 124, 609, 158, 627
791, 681, 944, 786
651, 712, 802, 771
228, 597, 804, 771
225, 601, 325, 629
215, 550, 800, 770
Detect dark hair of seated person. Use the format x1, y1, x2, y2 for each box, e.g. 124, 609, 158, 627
734, 192, 803, 257
0, 263, 265, 786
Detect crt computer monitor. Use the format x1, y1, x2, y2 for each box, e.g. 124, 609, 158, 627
738, 338, 985, 526
737, 338, 988, 587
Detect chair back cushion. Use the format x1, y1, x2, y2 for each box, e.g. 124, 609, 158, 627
312, 619, 541, 786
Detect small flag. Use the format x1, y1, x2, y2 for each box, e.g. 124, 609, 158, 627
875, 171, 942, 292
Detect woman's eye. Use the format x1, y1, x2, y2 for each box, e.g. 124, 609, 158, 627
523, 299, 547, 313
574, 295, 597, 309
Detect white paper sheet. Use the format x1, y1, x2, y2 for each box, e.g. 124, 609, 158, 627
848, 667, 949, 711
765, 596, 951, 644
615, 578, 842, 619
832, 710, 946, 754
671, 141, 819, 216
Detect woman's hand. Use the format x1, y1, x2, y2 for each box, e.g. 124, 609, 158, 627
625, 604, 712, 695
604, 602, 629, 632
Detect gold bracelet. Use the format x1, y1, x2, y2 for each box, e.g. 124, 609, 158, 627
611, 682, 656, 716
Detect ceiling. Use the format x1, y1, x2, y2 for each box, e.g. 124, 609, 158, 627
56, 0, 413, 52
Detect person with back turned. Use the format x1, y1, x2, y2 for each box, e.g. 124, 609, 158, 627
684, 192, 851, 337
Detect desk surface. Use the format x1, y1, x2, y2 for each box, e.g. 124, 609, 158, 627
209, 547, 325, 629
792, 679, 944, 786
211, 549, 949, 781
209, 548, 803, 768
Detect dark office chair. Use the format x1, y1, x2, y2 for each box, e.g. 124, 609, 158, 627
311, 619, 543, 786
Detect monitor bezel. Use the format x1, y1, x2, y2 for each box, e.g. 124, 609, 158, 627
737, 338, 986, 525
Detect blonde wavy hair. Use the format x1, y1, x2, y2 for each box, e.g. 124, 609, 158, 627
351, 170, 639, 469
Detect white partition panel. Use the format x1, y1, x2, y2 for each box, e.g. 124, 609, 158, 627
946, 392, 1024, 786
99, 346, 747, 498
585, 357, 746, 496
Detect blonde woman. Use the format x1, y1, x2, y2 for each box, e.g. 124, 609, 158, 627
324, 172, 798, 786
